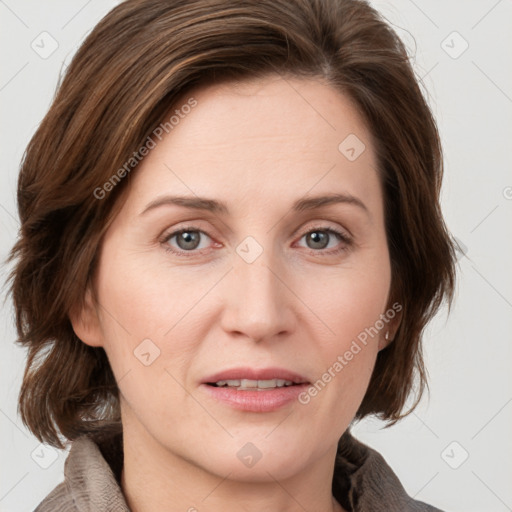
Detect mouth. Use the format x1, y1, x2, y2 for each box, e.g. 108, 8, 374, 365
207, 378, 302, 391
202, 367, 310, 388
200, 367, 310, 412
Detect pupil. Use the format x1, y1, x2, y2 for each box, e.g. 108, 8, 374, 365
178, 231, 200, 250
308, 231, 328, 249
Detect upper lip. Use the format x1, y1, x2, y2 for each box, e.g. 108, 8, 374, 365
202, 367, 310, 384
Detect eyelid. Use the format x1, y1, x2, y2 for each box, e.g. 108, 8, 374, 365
295, 221, 352, 242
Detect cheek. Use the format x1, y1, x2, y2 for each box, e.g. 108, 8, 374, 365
96, 239, 208, 340
305, 262, 391, 350
93, 259, 198, 424
313, 296, 382, 398
93, 242, 224, 407
296, 260, 390, 412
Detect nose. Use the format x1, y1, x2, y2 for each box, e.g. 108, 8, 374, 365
220, 249, 296, 343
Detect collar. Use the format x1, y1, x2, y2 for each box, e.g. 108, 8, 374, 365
333, 430, 443, 511
38, 429, 443, 512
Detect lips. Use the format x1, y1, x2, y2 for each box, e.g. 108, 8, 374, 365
202, 367, 310, 386
200, 367, 311, 412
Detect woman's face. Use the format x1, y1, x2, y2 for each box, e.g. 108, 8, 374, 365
75, 75, 395, 481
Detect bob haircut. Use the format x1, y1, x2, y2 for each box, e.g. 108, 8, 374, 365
8, 0, 456, 449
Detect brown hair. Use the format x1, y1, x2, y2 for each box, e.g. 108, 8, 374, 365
7, 0, 456, 448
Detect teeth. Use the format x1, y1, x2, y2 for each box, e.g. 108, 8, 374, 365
214, 378, 295, 390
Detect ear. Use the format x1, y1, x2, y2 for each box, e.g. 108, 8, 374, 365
378, 302, 403, 351
68, 281, 104, 347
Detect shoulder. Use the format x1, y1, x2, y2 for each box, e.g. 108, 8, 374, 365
33, 434, 129, 512
34, 481, 74, 512
333, 429, 445, 512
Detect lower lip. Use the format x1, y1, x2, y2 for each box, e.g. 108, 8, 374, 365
200, 383, 310, 412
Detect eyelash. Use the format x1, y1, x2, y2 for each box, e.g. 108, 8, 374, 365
160, 224, 353, 258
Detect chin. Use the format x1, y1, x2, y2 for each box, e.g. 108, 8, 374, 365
193, 437, 313, 482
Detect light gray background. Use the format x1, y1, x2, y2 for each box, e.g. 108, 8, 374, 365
1, 1, 511, 511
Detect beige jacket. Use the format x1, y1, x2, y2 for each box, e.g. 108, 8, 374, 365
34, 430, 444, 511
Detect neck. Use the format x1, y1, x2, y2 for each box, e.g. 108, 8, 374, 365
119, 420, 346, 512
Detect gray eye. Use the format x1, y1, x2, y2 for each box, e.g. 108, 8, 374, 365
305, 231, 330, 250
175, 230, 202, 250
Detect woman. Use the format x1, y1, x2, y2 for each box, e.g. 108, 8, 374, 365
8, 0, 456, 510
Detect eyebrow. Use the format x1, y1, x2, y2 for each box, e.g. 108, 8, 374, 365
139, 192, 369, 216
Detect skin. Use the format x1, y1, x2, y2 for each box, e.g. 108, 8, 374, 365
70, 74, 400, 512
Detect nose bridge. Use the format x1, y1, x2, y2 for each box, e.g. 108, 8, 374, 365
221, 238, 294, 341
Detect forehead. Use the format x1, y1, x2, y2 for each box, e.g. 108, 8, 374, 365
126, 75, 380, 215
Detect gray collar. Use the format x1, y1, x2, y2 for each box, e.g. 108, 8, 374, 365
35, 430, 444, 512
